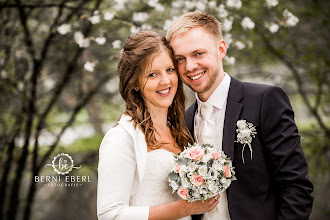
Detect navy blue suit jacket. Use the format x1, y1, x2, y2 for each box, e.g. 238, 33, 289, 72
186, 78, 313, 220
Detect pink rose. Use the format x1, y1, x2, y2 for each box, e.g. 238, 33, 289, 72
177, 187, 189, 200
211, 152, 221, 159
186, 146, 204, 161
223, 165, 231, 178
173, 162, 180, 173
190, 175, 204, 187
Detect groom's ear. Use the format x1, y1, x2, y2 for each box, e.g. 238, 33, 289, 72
218, 40, 227, 60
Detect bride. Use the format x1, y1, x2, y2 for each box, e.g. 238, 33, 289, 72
97, 31, 219, 220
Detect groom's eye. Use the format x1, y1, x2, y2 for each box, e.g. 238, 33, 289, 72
176, 57, 185, 63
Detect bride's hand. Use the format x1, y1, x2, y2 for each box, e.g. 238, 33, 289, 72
187, 194, 220, 215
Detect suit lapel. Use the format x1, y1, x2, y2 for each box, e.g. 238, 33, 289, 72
222, 78, 243, 162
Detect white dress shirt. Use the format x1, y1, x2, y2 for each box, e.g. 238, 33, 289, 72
194, 73, 231, 148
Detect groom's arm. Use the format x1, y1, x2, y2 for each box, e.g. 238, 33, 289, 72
260, 86, 313, 220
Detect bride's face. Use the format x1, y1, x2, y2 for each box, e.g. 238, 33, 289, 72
139, 51, 178, 111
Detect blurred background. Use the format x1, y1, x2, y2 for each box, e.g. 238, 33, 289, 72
0, 0, 329, 219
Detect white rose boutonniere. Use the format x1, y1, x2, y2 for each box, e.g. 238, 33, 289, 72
236, 120, 257, 164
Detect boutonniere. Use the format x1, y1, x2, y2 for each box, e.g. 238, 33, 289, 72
236, 120, 257, 164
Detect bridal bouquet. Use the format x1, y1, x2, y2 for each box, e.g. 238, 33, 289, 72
168, 143, 236, 202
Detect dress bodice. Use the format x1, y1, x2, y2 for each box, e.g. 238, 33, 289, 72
130, 149, 191, 220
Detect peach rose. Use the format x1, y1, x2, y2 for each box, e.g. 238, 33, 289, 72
177, 187, 189, 200
190, 175, 204, 187
173, 162, 180, 173
211, 152, 221, 159
223, 165, 232, 178
186, 146, 204, 161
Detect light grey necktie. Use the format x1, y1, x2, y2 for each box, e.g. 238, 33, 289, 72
198, 102, 216, 145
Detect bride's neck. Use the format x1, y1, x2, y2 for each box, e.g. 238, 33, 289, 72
148, 107, 168, 129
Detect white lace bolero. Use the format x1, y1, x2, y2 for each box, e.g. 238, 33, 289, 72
97, 114, 149, 220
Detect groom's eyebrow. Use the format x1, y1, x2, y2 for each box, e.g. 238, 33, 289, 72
174, 49, 206, 57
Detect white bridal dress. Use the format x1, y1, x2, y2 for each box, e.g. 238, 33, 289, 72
129, 149, 191, 220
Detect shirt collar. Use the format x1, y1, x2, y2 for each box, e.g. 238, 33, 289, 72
196, 73, 231, 112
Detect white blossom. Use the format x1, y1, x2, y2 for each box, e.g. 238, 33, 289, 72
222, 17, 234, 32
84, 61, 95, 72
112, 40, 122, 49
172, 0, 184, 8
130, 25, 141, 34
132, 12, 149, 23
208, 1, 217, 8
74, 32, 90, 48
43, 78, 55, 89
141, 23, 152, 30
147, 0, 158, 7
1, 70, 8, 79
217, 4, 228, 18
89, 15, 101, 24
226, 0, 242, 9
105, 77, 119, 93
196, 2, 206, 11
57, 24, 71, 35
155, 3, 165, 12
184, 1, 195, 10
224, 56, 236, 65
163, 19, 172, 31
113, 0, 127, 11
95, 37, 106, 45
265, 0, 278, 8
235, 41, 245, 50
265, 22, 279, 33
104, 11, 115, 21
283, 9, 299, 27
241, 17, 255, 30
18, 82, 24, 91
223, 33, 233, 48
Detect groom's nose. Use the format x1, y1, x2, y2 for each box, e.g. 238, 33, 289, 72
185, 57, 198, 72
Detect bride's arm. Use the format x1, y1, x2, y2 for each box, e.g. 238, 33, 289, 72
149, 197, 219, 220
97, 125, 149, 220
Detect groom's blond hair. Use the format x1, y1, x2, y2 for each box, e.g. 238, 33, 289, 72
166, 11, 222, 42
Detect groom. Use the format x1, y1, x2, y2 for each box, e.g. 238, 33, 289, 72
167, 11, 313, 220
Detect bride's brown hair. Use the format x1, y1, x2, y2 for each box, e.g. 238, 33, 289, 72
118, 31, 193, 150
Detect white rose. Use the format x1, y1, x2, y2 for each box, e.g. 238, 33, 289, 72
198, 165, 208, 176
241, 129, 251, 138
179, 165, 188, 177
212, 161, 223, 171
192, 190, 201, 199
181, 177, 191, 188
237, 120, 246, 129
188, 163, 198, 173
207, 180, 217, 191
202, 154, 212, 163
169, 180, 178, 190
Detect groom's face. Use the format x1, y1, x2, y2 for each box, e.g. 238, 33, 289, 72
170, 27, 226, 99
